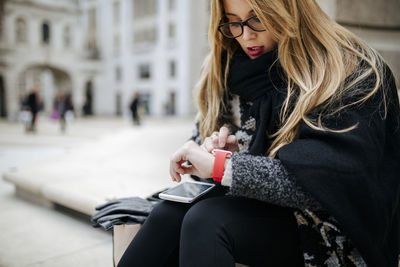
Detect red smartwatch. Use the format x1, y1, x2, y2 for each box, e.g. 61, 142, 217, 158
212, 149, 232, 182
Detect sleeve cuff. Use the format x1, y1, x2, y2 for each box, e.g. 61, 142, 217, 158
221, 158, 233, 187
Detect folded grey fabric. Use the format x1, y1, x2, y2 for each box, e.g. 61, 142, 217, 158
95, 214, 148, 231
91, 196, 163, 231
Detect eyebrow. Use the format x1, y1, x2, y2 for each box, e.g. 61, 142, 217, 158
225, 10, 255, 17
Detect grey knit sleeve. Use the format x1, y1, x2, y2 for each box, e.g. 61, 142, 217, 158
228, 152, 323, 211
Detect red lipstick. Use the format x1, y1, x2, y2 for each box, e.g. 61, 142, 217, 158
247, 46, 264, 57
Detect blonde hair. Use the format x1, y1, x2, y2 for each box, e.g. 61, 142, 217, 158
196, 0, 386, 157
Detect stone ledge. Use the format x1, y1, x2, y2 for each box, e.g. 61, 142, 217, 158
2, 125, 191, 216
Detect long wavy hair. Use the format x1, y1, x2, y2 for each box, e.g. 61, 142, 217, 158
195, 0, 386, 157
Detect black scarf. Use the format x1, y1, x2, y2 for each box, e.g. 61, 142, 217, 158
226, 49, 286, 155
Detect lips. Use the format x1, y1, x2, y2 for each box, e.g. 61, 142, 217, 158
247, 46, 264, 57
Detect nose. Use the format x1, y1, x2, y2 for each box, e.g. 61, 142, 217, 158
241, 26, 256, 41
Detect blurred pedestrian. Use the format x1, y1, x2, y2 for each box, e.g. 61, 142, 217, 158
24, 84, 41, 132
54, 92, 74, 132
129, 92, 141, 125
82, 99, 92, 116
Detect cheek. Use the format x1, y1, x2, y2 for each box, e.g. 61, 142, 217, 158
261, 32, 276, 47
235, 39, 246, 50
235, 40, 249, 55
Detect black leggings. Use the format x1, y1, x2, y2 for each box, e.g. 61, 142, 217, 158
117, 186, 303, 267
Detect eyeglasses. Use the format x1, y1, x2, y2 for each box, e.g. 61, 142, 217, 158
218, 16, 266, 39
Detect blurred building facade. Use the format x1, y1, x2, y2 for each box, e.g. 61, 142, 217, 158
0, 0, 100, 119
0, 0, 209, 120
0, 0, 398, 120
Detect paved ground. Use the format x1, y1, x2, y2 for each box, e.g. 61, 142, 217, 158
0, 115, 194, 267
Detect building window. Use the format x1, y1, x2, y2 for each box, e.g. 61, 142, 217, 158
168, 0, 176, 11
87, 7, 97, 50
0, 20, 3, 42
168, 23, 176, 39
134, 0, 156, 18
165, 91, 176, 115
169, 61, 176, 78
113, 33, 120, 52
133, 27, 157, 44
42, 22, 50, 44
15, 18, 27, 43
0, 3, 4, 42
113, 0, 120, 24
63, 26, 71, 48
115, 66, 122, 81
132, 0, 157, 45
116, 92, 122, 116
138, 64, 151, 79
0, 75, 6, 117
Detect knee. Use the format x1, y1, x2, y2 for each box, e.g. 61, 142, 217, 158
145, 201, 184, 228
181, 199, 221, 235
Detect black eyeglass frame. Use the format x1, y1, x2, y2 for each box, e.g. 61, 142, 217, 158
218, 15, 266, 39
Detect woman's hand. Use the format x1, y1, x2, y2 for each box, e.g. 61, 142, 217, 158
201, 126, 239, 153
169, 141, 214, 182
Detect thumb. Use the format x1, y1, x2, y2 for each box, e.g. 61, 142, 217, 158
181, 165, 199, 177
226, 135, 237, 144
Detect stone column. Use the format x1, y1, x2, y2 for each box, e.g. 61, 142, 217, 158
4, 69, 18, 121
334, 0, 400, 86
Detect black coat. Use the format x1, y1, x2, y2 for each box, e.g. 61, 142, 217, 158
278, 67, 400, 266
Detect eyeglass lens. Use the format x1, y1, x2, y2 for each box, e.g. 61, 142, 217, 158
220, 17, 265, 38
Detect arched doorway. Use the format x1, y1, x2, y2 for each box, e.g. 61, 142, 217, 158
18, 65, 72, 114
116, 91, 122, 116
0, 75, 6, 117
83, 80, 93, 115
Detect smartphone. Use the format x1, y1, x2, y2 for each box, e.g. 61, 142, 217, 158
159, 181, 215, 203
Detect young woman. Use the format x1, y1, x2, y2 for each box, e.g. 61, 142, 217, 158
118, 0, 400, 266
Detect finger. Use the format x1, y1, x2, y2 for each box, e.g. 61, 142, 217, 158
201, 137, 215, 153
218, 127, 229, 148
171, 166, 183, 182
212, 136, 219, 150
170, 152, 186, 181
169, 159, 176, 181
169, 168, 179, 182
182, 165, 195, 175
205, 138, 216, 153
200, 142, 207, 151
225, 135, 239, 152
170, 173, 180, 182
226, 135, 237, 145
211, 131, 219, 137
169, 162, 181, 182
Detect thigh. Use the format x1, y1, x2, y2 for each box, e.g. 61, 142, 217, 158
180, 196, 303, 267
117, 184, 228, 267
117, 200, 189, 267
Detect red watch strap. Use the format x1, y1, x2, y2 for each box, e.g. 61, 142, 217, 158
212, 149, 232, 182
